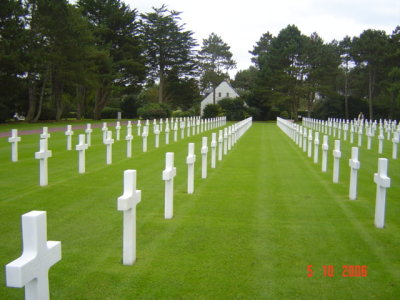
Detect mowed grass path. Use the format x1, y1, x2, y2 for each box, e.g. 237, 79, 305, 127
0, 122, 399, 299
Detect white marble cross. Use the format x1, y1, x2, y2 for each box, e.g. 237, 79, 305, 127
350, 124, 354, 144
165, 123, 170, 145
302, 127, 307, 153
349, 147, 360, 200
392, 131, 399, 159
154, 124, 160, 148
211, 132, 217, 168
180, 120, 185, 139
313, 131, 319, 164
5, 211, 61, 300
115, 121, 121, 141
367, 126, 373, 150
307, 129, 313, 158
117, 170, 141, 265
65, 125, 74, 150
8, 129, 21, 162
162, 152, 176, 219
40, 127, 50, 140
142, 126, 148, 152
35, 139, 52, 186
374, 158, 391, 228
218, 130, 223, 161
186, 143, 196, 194
160, 119, 164, 132
321, 135, 328, 173
201, 137, 208, 179
227, 127, 232, 151
332, 140, 341, 183
126, 121, 133, 158
378, 128, 384, 154
173, 122, 178, 142
223, 128, 228, 155
102, 122, 108, 143
85, 124, 92, 147
137, 120, 141, 136
358, 126, 363, 147
187, 119, 191, 137
104, 131, 114, 165
76, 134, 88, 174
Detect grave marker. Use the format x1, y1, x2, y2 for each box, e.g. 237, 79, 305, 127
223, 128, 228, 155
40, 127, 50, 140
65, 125, 74, 151
102, 122, 108, 143
211, 133, 217, 168
162, 152, 176, 219
165, 123, 170, 145
8, 129, 21, 162
137, 120, 141, 136
392, 131, 399, 159
218, 130, 223, 161
35, 139, 52, 186
378, 128, 384, 154
5, 211, 61, 300
333, 140, 341, 183
313, 131, 319, 164
85, 124, 92, 147
76, 134, 88, 174
115, 121, 121, 141
201, 137, 208, 179
154, 124, 160, 148
321, 135, 328, 172
142, 126, 148, 152
349, 147, 360, 200
117, 170, 141, 265
307, 129, 313, 158
104, 131, 114, 164
374, 158, 391, 228
186, 143, 196, 194
126, 122, 133, 158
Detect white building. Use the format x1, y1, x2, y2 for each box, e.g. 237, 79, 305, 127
200, 81, 240, 115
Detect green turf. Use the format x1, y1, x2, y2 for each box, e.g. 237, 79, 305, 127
0, 122, 399, 299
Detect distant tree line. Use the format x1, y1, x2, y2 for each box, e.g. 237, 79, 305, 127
0, 0, 234, 122
1, 1, 399, 122
234, 24, 400, 121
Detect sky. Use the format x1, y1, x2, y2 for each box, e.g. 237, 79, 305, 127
126, 0, 399, 77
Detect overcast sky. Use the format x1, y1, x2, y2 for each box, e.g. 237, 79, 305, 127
126, 0, 399, 77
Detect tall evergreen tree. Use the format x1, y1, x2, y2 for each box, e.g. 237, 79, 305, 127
140, 5, 197, 103
198, 33, 236, 104
78, 0, 145, 119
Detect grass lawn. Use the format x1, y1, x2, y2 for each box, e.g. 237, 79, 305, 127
0, 121, 399, 299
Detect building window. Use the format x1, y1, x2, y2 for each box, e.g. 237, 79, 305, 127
218, 92, 221, 97
226, 92, 230, 97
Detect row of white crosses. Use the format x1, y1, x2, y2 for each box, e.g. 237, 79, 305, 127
4, 117, 250, 298
302, 117, 400, 159
116, 117, 253, 267
6, 117, 227, 187
277, 117, 392, 229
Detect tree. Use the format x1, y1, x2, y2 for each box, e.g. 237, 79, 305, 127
339, 36, 353, 119
78, 0, 146, 119
141, 5, 197, 104
351, 29, 390, 120
198, 33, 236, 104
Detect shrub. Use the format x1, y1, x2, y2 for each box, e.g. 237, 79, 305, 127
121, 95, 145, 118
203, 104, 222, 118
218, 98, 246, 121
0, 103, 11, 123
172, 109, 195, 118
137, 103, 171, 119
101, 107, 120, 119
280, 111, 289, 119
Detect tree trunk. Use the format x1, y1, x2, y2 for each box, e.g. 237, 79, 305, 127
344, 71, 349, 120
33, 69, 49, 122
26, 86, 37, 122
52, 70, 63, 121
93, 86, 110, 120
76, 86, 87, 120
158, 69, 164, 103
368, 68, 374, 121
